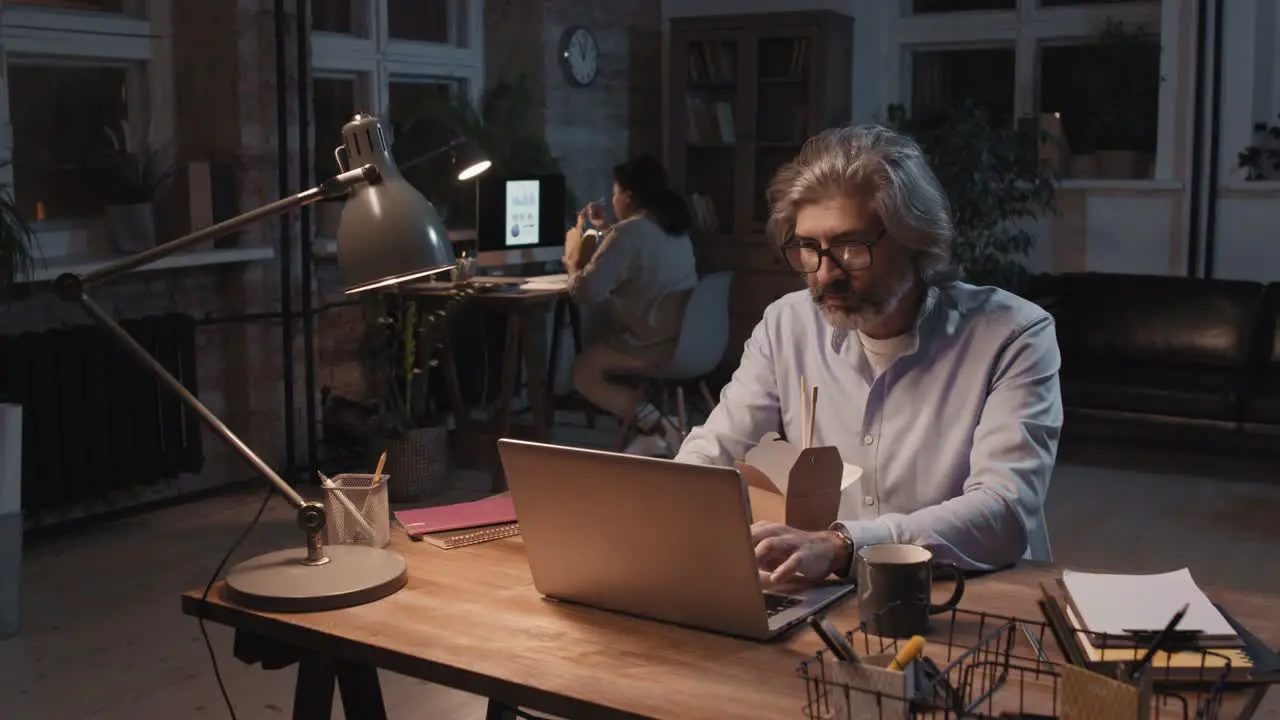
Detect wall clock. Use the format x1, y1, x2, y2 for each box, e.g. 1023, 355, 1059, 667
559, 25, 599, 88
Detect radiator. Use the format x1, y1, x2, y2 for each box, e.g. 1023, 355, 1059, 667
0, 313, 204, 516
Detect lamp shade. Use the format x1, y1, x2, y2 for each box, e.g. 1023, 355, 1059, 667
453, 138, 492, 181
336, 113, 456, 294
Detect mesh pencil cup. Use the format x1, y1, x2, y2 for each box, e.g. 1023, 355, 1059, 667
322, 473, 391, 549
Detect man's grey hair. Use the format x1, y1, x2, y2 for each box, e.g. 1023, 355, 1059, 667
765, 124, 959, 285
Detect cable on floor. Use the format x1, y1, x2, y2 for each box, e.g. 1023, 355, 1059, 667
198, 486, 275, 720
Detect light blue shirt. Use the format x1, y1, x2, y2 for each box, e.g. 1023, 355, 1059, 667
674, 282, 1062, 571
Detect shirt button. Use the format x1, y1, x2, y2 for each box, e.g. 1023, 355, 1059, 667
863, 435, 874, 445
863, 496, 876, 506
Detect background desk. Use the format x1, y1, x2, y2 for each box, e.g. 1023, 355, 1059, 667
183, 532, 1280, 720
404, 280, 574, 491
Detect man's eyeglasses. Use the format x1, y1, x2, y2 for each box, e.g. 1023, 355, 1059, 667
780, 230, 885, 274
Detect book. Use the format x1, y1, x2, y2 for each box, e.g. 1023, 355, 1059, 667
420, 523, 520, 549
1060, 568, 1237, 643
1039, 581, 1265, 686
394, 494, 517, 538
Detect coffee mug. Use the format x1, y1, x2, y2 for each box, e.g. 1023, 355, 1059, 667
854, 543, 965, 638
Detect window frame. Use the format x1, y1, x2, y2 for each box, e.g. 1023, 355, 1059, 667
310, 0, 485, 141
886, 0, 1175, 180
0, 0, 173, 233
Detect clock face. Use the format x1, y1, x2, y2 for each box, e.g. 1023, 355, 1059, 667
561, 27, 598, 87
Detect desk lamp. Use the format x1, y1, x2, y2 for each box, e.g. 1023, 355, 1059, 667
51, 113, 454, 612
397, 134, 492, 181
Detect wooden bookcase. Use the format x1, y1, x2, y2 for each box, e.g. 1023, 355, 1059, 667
665, 11, 854, 365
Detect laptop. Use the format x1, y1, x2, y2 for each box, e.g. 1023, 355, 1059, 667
495, 438, 856, 641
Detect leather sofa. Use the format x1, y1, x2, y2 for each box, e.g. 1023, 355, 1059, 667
1027, 272, 1280, 441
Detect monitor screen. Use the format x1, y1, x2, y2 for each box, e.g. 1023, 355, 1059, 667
477, 173, 568, 254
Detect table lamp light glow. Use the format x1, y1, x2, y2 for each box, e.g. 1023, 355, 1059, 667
50, 112, 475, 613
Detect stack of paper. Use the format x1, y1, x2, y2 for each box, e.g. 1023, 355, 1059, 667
1061, 568, 1236, 639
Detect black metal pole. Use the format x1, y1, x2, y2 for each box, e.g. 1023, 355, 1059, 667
297, 0, 319, 481
274, 0, 297, 475
1186, 0, 1209, 278
1202, 0, 1225, 279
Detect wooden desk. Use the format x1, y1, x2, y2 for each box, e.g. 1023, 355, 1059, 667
182, 533, 1279, 720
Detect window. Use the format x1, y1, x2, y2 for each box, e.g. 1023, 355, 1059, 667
0, 2, 168, 227
911, 48, 1015, 127
9, 63, 131, 220
310, 0, 483, 189
911, 0, 1014, 13
894, 0, 1167, 181
386, 0, 450, 43
312, 0, 359, 34
313, 77, 359, 179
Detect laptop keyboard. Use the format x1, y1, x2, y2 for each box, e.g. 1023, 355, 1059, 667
763, 592, 802, 617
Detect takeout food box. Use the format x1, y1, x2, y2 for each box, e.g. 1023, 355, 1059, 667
736, 432, 863, 531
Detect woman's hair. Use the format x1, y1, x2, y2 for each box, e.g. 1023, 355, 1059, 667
612, 155, 693, 236
765, 124, 959, 285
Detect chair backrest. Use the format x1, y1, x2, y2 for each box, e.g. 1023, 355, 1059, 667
654, 271, 733, 379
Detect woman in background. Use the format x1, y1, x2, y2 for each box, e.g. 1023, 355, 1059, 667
564, 155, 698, 456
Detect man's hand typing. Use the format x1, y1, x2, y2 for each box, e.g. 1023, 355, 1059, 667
752, 521, 850, 585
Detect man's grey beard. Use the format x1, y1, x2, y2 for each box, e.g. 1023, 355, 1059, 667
812, 274, 915, 331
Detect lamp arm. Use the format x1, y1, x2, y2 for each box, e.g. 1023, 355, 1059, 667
72, 165, 380, 289
49, 163, 382, 566
397, 136, 465, 173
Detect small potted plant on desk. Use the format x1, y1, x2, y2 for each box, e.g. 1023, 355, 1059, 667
100, 123, 178, 253
362, 286, 479, 502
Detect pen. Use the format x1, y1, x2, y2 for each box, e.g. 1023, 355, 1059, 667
807, 615, 861, 665
888, 635, 926, 671
1020, 622, 1049, 663
1127, 602, 1189, 682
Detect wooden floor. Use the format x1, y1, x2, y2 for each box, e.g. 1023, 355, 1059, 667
3, 415, 1280, 719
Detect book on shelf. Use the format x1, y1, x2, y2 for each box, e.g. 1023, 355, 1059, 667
686, 97, 735, 144
688, 193, 720, 234
688, 41, 736, 84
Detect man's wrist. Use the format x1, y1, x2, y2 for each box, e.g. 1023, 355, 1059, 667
825, 528, 856, 578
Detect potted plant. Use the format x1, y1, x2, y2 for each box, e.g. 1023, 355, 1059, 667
390, 73, 579, 227
100, 123, 178, 253
361, 287, 478, 502
1238, 115, 1280, 181
885, 100, 1057, 293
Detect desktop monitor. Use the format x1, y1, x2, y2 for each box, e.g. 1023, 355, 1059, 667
476, 173, 569, 266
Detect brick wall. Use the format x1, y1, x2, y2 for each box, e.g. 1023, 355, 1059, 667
486, 0, 664, 209
0, 0, 305, 508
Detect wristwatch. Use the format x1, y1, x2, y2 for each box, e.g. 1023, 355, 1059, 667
831, 525, 856, 579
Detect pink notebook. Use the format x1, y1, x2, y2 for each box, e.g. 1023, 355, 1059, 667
394, 495, 517, 538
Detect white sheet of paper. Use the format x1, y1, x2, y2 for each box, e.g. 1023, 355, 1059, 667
1061, 568, 1235, 636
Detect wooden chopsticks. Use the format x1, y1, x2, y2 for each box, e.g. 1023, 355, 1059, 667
799, 375, 818, 449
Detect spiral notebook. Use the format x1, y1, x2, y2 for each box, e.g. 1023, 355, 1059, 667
394, 494, 520, 549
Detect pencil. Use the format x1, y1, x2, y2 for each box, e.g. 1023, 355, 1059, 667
374, 450, 388, 479
807, 385, 818, 449
799, 374, 808, 447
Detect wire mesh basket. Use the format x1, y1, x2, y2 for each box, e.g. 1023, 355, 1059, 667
798, 605, 1236, 720
321, 472, 391, 548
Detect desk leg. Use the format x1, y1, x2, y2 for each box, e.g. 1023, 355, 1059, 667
440, 335, 469, 439
1236, 685, 1269, 720
293, 655, 336, 720
545, 298, 567, 408
486, 699, 517, 720
496, 312, 522, 438
292, 654, 388, 720
518, 306, 551, 442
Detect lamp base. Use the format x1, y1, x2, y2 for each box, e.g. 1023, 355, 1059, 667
223, 544, 408, 613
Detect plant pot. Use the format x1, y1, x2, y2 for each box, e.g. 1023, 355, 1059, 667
104, 202, 157, 253
0, 402, 22, 638
1067, 154, 1098, 179
382, 424, 449, 503
1093, 150, 1146, 180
